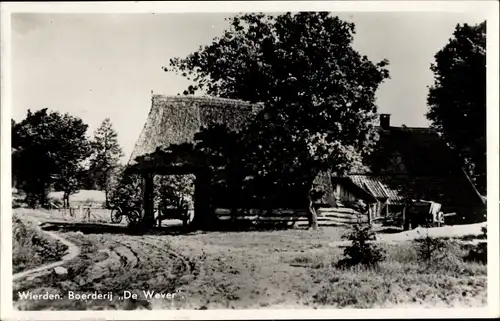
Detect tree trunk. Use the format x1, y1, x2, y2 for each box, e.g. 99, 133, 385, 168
307, 183, 318, 230
63, 191, 70, 209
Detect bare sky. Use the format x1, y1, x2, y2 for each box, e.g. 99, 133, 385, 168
11, 12, 487, 162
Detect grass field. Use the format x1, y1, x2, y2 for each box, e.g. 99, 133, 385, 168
12, 209, 487, 310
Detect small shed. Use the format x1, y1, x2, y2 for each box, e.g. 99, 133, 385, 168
331, 115, 486, 225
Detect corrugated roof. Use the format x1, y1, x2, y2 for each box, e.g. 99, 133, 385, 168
348, 175, 407, 205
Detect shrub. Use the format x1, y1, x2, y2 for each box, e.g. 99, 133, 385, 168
464, 242, 487, 264
464, 225, 487, 264
337, 224, 386, 268
414, 232, 449, 268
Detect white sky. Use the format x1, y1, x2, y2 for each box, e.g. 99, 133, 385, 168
11, 12, 487, 163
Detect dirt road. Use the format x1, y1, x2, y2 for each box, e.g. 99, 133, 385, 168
12, 209, 487, 310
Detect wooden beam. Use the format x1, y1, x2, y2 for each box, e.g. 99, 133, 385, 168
402, 206, 406, 230
142, 173, 155, 227
191, 169, 215, 230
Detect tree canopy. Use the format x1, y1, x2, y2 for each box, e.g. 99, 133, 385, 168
427, 21, 486, 195
166, 12, 390, 228
12, 108, 91, 207
89, 118, 124, 207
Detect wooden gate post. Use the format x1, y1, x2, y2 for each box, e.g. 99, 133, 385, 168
191, 168, 214, 230
142, 172, 155, 227
402, 206, 406, 230
368, 204, 373, 226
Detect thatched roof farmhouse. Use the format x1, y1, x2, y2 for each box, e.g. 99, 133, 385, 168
129, 95, 263, 227
130, 96, 485, 227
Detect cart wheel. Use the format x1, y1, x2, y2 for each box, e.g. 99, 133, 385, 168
437, 212, 444, 227
126, 209, 141, 226
110, 207, 123, 224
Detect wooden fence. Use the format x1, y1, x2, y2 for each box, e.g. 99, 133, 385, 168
49, 206, 111, 223
46, 205, 367, 228
215, 206, 368, 227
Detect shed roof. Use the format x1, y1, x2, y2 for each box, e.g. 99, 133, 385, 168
348, 174, 406, 205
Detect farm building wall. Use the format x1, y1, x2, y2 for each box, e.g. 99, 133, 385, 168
332, 182, 358, 204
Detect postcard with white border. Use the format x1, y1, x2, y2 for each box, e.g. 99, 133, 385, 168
1, 1, 499, 320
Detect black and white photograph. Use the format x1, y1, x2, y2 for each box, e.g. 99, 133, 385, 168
1, 1, 499, 319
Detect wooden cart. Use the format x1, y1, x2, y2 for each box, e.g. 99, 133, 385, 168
404, 200, 445, 229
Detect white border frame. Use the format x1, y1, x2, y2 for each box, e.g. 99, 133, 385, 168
1, 1, 499, 320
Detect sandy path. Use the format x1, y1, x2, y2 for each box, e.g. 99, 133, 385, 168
325, 222, 487, 247
376, 222, 487, 241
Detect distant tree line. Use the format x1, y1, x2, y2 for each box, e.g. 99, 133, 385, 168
12, 110, 124, 208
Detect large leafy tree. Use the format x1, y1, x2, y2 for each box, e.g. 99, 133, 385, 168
89, 118, 124, 208
166, 12, 389, 229
427, 21, 486, 195
12, 109, 91, 207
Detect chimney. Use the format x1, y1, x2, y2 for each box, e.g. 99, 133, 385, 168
380, 114, 391, 129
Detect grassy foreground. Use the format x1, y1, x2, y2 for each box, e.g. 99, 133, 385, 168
290, 242, 486, 308
12, 214, 68, 274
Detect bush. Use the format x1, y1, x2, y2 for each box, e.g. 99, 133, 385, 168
414, 232, 449, 268
337, 224, 386, 268
464, 225, 487, 264
464, 242, 487, 264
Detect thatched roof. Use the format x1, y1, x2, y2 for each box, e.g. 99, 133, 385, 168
343, 126, 485, 211
129, 95, 262, 165
363, 126, 464, 176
